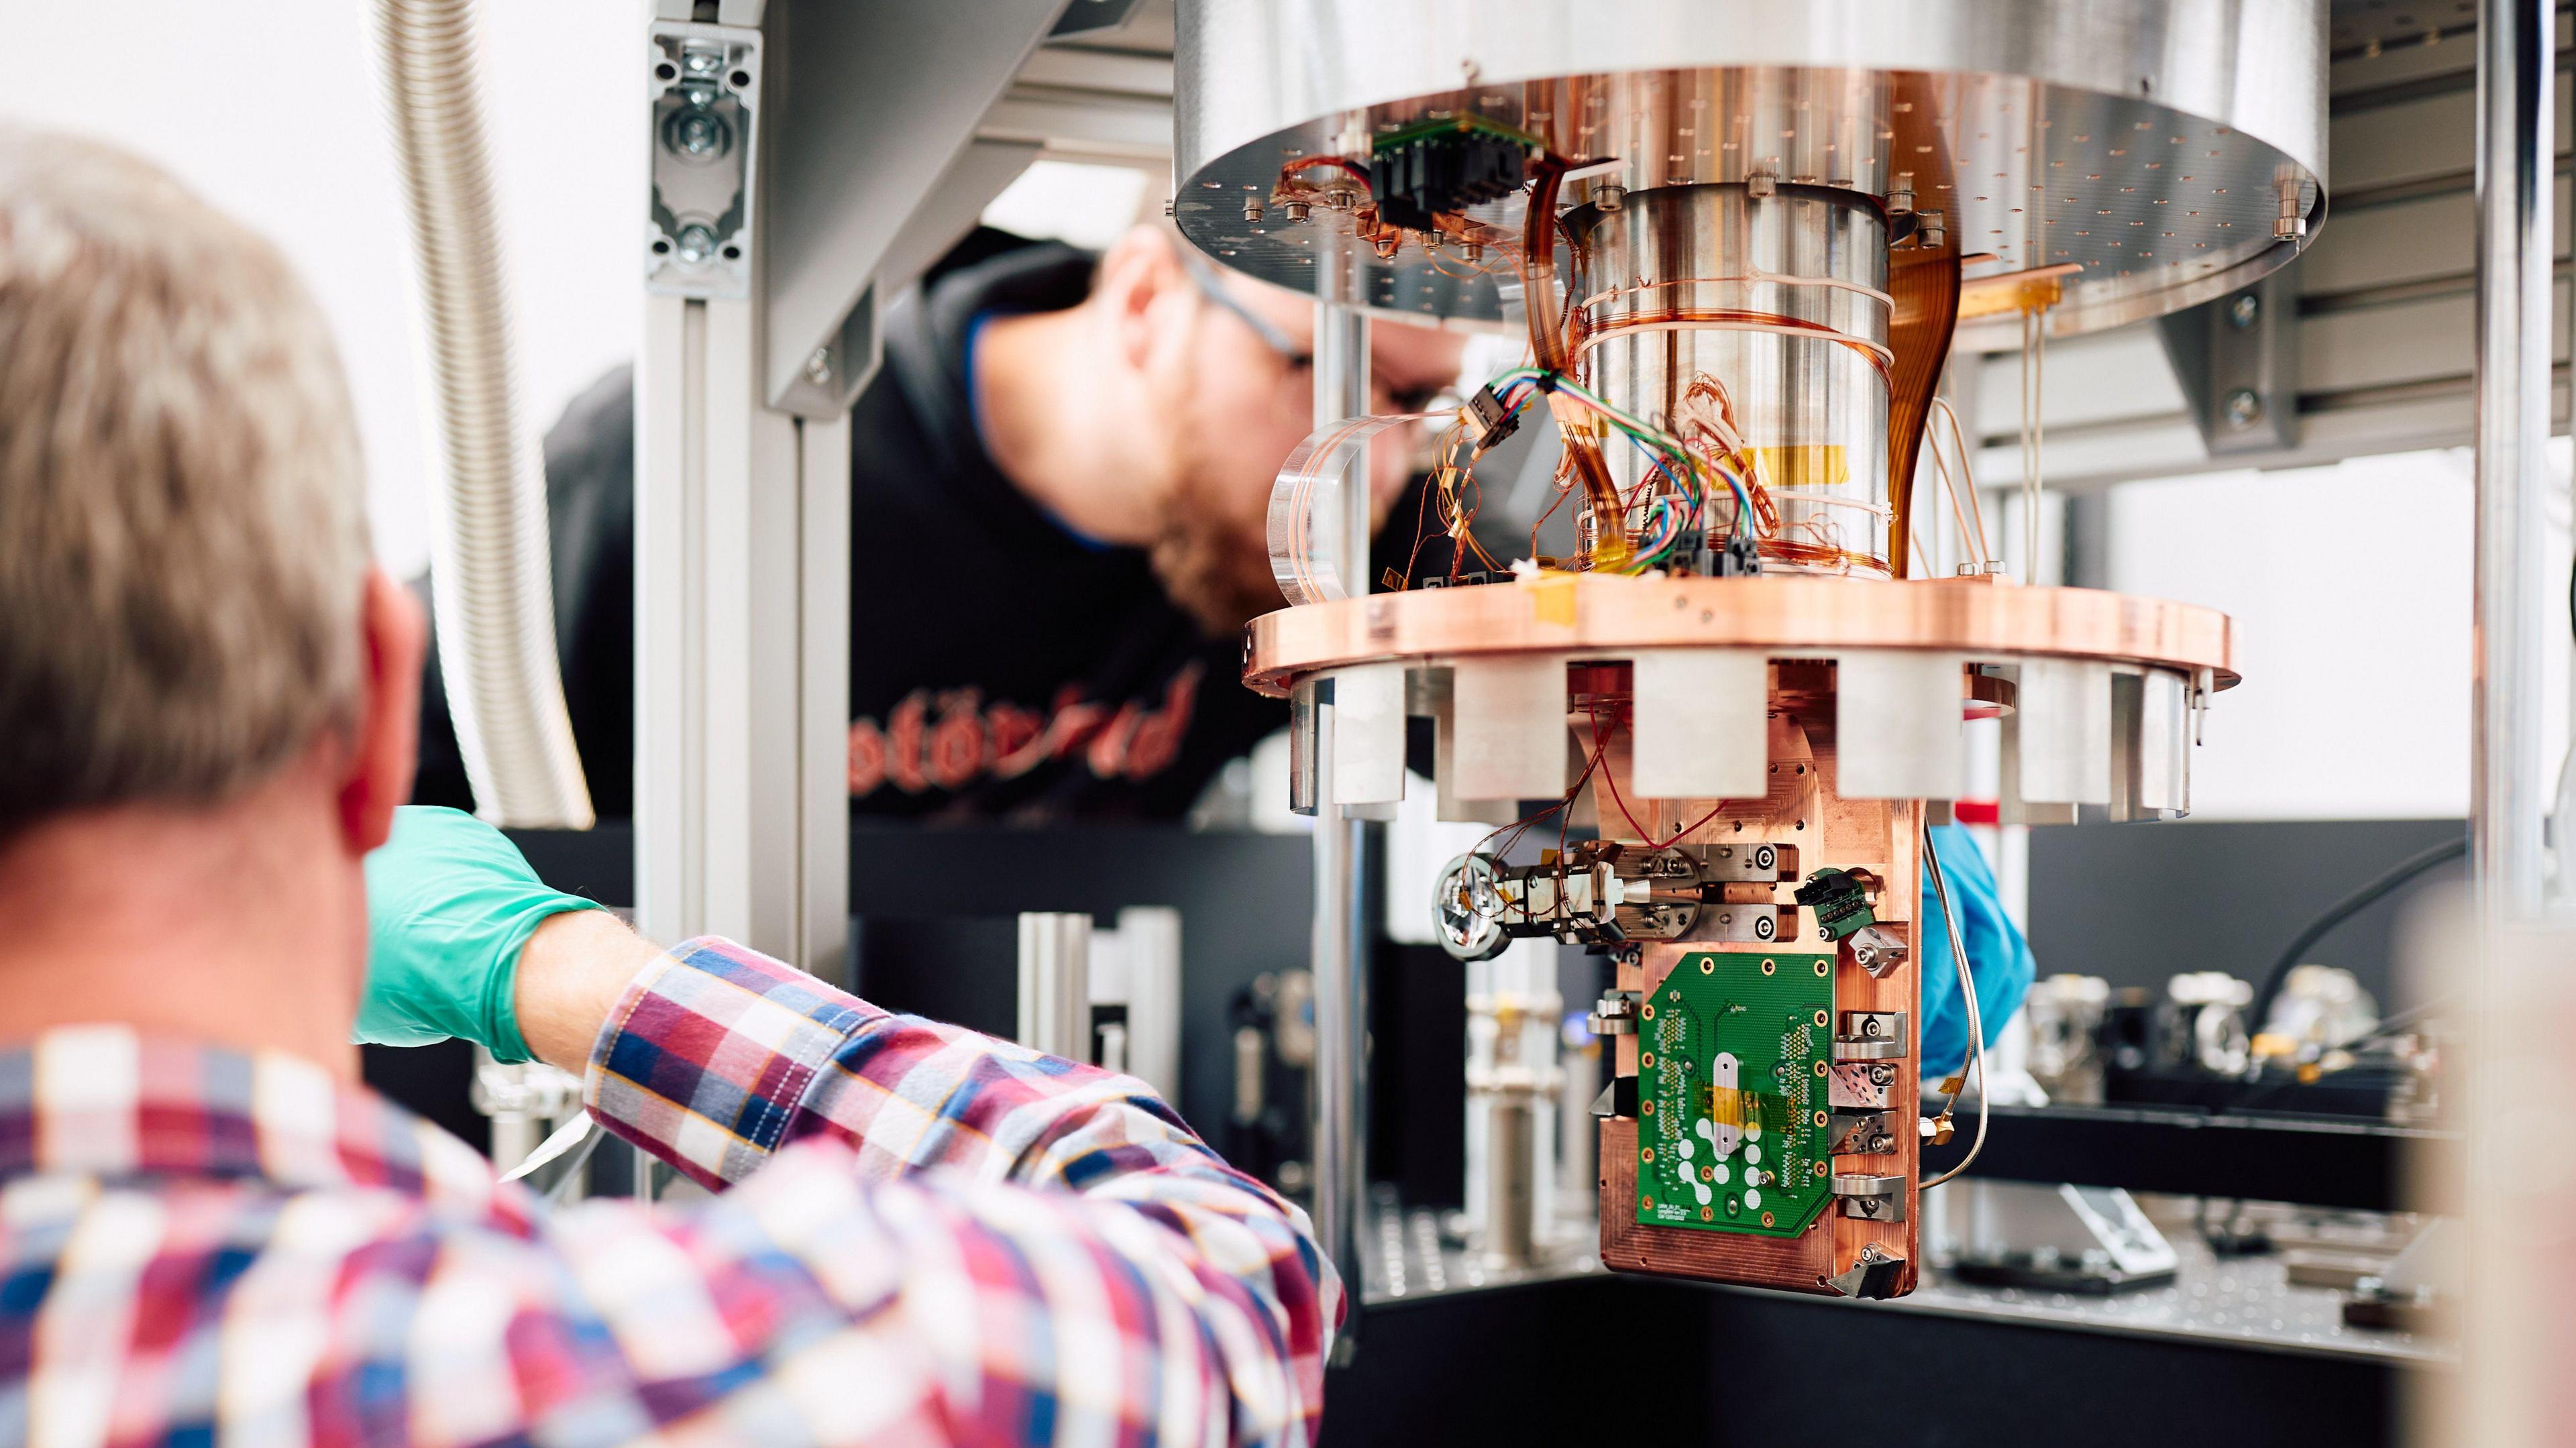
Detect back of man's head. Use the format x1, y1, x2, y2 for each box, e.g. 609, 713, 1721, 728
0, 125, 371, 840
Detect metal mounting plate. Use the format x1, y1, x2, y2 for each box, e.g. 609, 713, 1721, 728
1173, 0, 2326, 337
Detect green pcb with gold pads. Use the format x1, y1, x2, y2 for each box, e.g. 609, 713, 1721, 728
1634, 950, 1836, 1237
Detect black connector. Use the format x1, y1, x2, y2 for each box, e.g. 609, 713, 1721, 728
1716, 533, 1764, 577
1369, 117, 1536, 231
1794, 868, 1877, 942
1466, 382, 1521, 447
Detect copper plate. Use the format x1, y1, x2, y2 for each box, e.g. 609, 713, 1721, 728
1242, 575, 2235, 696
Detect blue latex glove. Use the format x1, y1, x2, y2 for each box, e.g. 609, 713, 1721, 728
1917, 823, 2035, 1075
356, 806, 602, 1063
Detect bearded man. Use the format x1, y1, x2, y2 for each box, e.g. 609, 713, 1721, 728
412, 227, 1464, 821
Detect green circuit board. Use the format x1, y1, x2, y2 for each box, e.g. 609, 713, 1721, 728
1635, 950, 1835, 1237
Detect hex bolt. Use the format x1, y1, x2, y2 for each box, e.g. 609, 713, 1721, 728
2228, 292, 2260, 330
1283, 199, 1311, 223
1243, 199, 1265, 223
1464, 240, 1484, 263
804, 349, 832, 386
2224, 388, 2263, 429
682, 47, 722, 76
674, 223, 718, 266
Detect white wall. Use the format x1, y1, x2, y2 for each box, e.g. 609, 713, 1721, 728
2103, 441, 2573, 821
3, 1, 645, 581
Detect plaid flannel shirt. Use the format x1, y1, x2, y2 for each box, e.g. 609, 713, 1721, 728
0, 936, 1336, 1446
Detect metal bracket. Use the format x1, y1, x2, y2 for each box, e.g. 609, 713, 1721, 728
1826, 1242, 1908, 1298
1847, 924, 1909, 978
1827, 1109, 1900, 1156
647, 23, 761, 300
1834, 1011, 1909, 1060
1586, 989, 1642, 1036
1690, 841, 1797, 881
2156, 267, 2299, 457
1833, 1173, 1909, 1223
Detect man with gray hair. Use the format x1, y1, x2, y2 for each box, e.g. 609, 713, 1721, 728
0, 127, 1334, 1447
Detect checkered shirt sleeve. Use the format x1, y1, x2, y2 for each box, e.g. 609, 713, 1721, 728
580, 936, 1339, 1446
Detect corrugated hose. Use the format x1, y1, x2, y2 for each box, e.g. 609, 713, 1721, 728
374, 0, 595, 828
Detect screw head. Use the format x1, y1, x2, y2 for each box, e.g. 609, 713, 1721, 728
674, 223, 718, 266
676, 111, 724, 156
1243, 199, 1265, 223
682, 48, 722, 76
2224, 387, 2263, 429
2227, 292, 2260, 329
1283, 199, 1311, 223
804, 349, 832, 386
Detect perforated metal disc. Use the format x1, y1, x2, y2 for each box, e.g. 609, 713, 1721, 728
1175, 0, 2328, 339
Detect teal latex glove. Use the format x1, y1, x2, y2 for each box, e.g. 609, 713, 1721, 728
356, 805, 602, 1064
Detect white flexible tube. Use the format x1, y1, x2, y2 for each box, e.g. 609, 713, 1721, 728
376, 0, 594, 828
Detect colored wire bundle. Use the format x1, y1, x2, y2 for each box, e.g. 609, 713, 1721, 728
1481, 368, 1758, 573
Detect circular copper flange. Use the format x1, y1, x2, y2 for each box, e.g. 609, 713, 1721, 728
1241, 575, 2235, 697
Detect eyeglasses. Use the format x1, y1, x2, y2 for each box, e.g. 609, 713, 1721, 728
1180, 247, 1312, 368
1180, 248, 1450, 415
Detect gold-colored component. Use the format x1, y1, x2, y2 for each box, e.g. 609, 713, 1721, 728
1761, 958, 1777, 977
1707, 1087, 1746, 1128
1813, 958, 1829, 977
1701, 1207, 1716, 1222
1955, 261, 2083, 322
1938, 1074, 1965, 1096
1701, 1166, 1715, 1182
1931, 1118, 1956, 1146
1642, 1003, 1656, 1021
1644, 1195, 1656, 1211
1813, 1160, 1829, 1177
1642, 1148, 1656, 1163
1699, 958, 1716, 974
1641, 1099, 1655, 1115
1761, 1211, 1777, 1227
1813, 1060, 1829, 1078
1641, 1051, 1656, 1068
1813, 1110, 1827, 1127
1813, 1009, 1829, 1027
1746, 443, 1851, 492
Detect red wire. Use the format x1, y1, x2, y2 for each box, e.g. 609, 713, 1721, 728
1584, 698, 1729, 849
1283, 156, 1372, 186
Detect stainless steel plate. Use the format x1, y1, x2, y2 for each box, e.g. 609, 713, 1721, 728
1175, 0, 2327, 339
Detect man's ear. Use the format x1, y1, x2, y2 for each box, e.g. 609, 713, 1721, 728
1093, 224, 1189, 374
339, 567, 427, 854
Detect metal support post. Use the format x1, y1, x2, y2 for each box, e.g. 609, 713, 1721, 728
1309, 291, 1371, 1355
636, 9, 851, 1048
2472, 0, 2553, 928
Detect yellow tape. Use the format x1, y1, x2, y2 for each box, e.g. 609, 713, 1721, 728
1527, 571, 1578, 627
